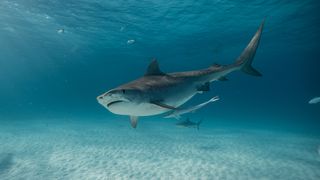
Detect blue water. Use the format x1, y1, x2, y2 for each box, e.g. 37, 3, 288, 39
0, 0, 320, 179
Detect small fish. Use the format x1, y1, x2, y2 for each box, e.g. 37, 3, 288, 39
127, 39, 135, 44
308, 97, 320, 104
164, 96, 219, 119
176, 118, 202, 130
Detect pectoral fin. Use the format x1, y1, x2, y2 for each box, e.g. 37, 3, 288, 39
150, 101, 176, 110
130, 116, 139, 128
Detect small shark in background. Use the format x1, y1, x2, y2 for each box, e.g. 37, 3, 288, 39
176, 118, 202, 130
97, 20, 264, 128
308, 97, 320, 104
164, 96, 219, 119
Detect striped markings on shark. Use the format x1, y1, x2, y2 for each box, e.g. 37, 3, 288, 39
97, 20, 265, 128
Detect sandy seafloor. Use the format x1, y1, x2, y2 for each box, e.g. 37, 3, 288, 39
0, 118, 319, 180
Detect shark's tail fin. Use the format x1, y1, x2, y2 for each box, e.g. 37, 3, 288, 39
197, 119, 202, 130
235, 19, 265, 77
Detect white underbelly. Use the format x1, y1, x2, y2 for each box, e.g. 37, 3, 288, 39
108, 102, 171, 116
108, 92, 197, 116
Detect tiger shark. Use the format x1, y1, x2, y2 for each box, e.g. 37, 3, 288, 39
97, 20, 264, 128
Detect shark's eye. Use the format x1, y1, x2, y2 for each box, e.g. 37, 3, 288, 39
122, 89, 126, 94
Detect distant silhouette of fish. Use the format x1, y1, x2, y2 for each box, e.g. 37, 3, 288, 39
176, 118, 202, 130
309, 97, 320, 104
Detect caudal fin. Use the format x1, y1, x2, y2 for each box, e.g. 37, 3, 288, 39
236, 19, 265, 76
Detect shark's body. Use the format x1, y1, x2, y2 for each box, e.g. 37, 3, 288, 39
176, 118, 202, 130
164, 96, 219, 119
97, 21, 264, 128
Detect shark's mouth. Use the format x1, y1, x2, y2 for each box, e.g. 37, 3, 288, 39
107, 100, 125, 107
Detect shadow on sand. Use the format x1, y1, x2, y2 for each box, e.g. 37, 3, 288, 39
198, 145, 220, 151
0, 153, 14, 175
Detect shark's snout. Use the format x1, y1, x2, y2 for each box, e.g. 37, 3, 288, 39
97, 93, 107, 101
97, 90, 131, 107
96, 93, 109, 105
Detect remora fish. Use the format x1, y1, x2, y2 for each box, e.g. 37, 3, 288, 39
164, 96, 219, 119
176, 118, 202, 130
308, 97, 320, 104
97, 20, 264, 128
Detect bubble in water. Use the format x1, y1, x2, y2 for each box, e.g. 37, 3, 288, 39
57, 29, 65, 34
127, 39, 135, 45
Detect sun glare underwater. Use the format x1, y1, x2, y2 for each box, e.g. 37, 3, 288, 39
0, 0, 320, 179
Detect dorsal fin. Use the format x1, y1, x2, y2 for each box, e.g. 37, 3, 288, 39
144, 59, 165, 76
